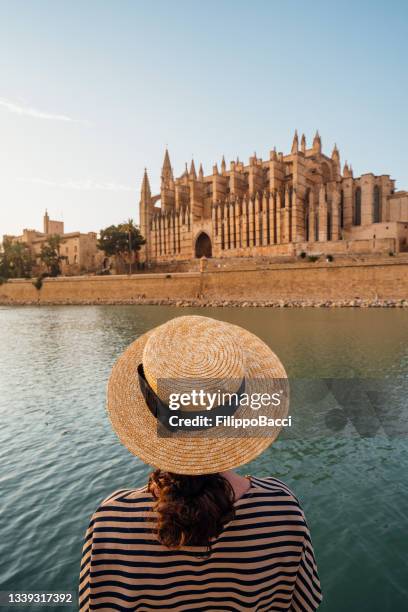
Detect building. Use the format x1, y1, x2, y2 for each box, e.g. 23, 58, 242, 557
4, 211, 103, 274
139, 132, 408, 264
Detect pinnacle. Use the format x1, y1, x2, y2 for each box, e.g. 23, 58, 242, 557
189, 159, 197, 178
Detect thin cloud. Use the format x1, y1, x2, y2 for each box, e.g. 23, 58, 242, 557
0, 97, 88, 123
19, 177, 133, 192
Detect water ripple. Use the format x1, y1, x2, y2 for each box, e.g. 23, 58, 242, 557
0, 306, 407, 611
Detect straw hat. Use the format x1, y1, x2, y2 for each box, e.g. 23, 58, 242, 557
107, 315, 288, 475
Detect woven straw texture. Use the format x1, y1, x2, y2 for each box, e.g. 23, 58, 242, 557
107, 315, 288, 475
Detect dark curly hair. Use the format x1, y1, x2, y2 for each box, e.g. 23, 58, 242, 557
148, 470, 235, 552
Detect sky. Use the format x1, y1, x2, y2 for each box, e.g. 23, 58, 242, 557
0, 0, 407, 236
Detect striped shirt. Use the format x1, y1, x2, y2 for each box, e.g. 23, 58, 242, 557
79, 476, 322, 611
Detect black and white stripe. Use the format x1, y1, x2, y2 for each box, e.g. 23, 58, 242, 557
79, 477, 322, 611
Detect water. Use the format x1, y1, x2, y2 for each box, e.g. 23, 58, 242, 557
0, 306, 407, 611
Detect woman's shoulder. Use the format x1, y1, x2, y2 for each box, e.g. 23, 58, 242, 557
243, 476, 308, 531
95, 485, 154, 513
249, 475, 302, 505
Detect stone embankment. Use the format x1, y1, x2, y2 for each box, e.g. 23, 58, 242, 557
1, 256, 408, 306
2, 296, 407, 308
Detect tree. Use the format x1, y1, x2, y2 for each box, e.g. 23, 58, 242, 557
40, 234, 66, 277
97, 219, 145, 271
0, 238, 33, 279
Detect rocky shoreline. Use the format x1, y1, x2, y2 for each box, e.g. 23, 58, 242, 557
1, 297, 408, 308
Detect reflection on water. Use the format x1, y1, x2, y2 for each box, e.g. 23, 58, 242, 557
0, 306, 407, 611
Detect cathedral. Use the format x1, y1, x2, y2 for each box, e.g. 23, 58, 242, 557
139, 131, 408, 263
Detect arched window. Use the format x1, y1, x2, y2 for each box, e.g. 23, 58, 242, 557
315, 213, 319, 241
340, 190, 344, 230
354, 187, 361, 226
373, 185, 381, 223
327, 209, 332, 241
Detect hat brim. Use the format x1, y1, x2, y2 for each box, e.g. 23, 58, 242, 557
107, 320, 288, 475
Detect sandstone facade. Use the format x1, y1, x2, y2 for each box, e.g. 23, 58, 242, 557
4, 211, 103, 275
139, 132, 408, 263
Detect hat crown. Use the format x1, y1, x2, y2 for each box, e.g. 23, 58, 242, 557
142, 316, 245, 404
108, 314, 289, 474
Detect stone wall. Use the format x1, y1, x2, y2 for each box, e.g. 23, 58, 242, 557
1, 258, 408, 304
202, 260, 408, 301
389, 192, 408, 221
0, 273, 201, 304
344, 223, 408, 251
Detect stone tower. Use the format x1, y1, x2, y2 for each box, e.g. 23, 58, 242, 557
139, 168, 152, 262
160, 149, 175, 212
43, 209, 50, 234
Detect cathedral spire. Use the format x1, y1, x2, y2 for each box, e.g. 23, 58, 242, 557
221, 155, 226, 174
141, 168, 151, 200
331, 143, 340, 160
343, 160, 353, 178
182, 162, 188, 176
313, 130, 322, 154
161, 148, 173, 184
139, 168, 152, 263
332, 143, 340, 172
301, 133, 306, 153
189, 159, 197, 179
162, 147, 171, 170
291, 130, 299, 154
198, 163, 204, 180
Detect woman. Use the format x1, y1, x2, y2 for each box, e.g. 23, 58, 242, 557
79, 315, 322, 611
